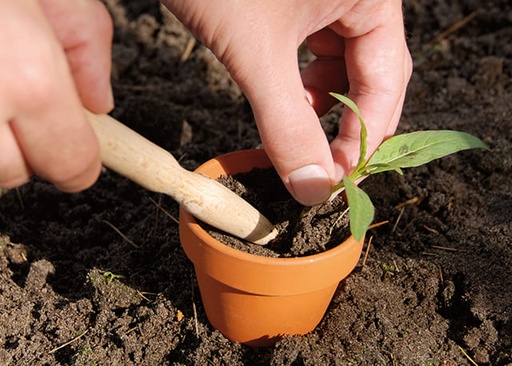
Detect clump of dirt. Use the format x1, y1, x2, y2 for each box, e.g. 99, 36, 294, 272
203, 168, 350, 257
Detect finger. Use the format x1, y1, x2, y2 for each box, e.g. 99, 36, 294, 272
301, 28, 349, 116
330, 15, 412, 179
0, 120, 31, 188
384, 49, 412, 138
229, 39, 337, 206
11, 106, 102, 193
2, 0, 102, 192
162, 0, 337, 204
39, 0, 114, 113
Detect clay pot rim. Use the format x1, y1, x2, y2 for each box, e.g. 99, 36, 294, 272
179, 149, 359, 267
180, 208, 359, 265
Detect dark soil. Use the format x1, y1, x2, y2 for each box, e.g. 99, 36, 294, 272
204, 169, 350, 257
1, 0, 511, 365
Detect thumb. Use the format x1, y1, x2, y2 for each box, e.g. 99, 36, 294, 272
230, 43, 337, 206
161, 0, 337, 205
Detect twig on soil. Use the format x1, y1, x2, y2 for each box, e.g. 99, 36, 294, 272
362, 235, 373, 267
102, 220, 139, 248
393, 196, 420, 233
393, 260, 400, 273
403, 219, 415, 232
149, 197, 179, 225
395, 196, 421, 209
177, 153, 187, 164
191, 282, 199, 338
125, 326, 138, 336
432, 245, 467, 253
420, 224, 440, 235
15, 188, 24, 209
181, 37, 197, 62
368, 220, 389, 230
358, 221, 387, 267
428, 11, 479, 46
48, 329, 89, 354
458, 345, 479, 366
1, 187, 26, 208
392, 207, 405, 233
423, 245, 468, 257
192, 301, 199, 338
152, 195, 161, 233
137, 290, 157, 302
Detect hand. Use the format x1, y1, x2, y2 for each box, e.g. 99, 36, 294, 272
163, 0, 412, 205
0, 0, 113, 192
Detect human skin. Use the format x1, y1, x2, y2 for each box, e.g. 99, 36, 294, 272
0, 0, 411, 206
0, 0, 113, 192
161, 0, 412, 205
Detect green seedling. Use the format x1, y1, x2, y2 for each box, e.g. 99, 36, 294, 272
102, 271, 124, 283
330, 92, 489, 241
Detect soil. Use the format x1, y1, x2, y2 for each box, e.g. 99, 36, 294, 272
0, 0, 511, 365
204, 169, 351, 257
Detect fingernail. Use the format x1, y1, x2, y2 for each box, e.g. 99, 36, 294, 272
288, 165, 332, 206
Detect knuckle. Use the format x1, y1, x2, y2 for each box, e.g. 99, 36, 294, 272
14, 53, 60, 108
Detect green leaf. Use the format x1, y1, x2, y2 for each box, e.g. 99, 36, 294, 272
329, 93, 368, 173
366, 130, 489, 174
343, 176, 374, 241
364, 163, 404, 175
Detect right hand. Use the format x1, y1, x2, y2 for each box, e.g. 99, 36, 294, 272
0, 0, 114, 192
163, 0, 412, 206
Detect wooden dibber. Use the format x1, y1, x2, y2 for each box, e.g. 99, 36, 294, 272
87, 111, 278, 245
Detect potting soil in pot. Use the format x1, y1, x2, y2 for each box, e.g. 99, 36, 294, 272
203, 167, 351, 257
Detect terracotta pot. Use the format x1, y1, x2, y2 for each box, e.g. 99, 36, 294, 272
179, 149, 364, 347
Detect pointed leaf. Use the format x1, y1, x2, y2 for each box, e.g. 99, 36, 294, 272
343, 176, 374, 241
330, 93, 368, 172
365, 164, 404, 175
366, 130, 489, 173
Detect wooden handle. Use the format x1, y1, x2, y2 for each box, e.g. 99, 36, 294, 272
87, 111, 277, 245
